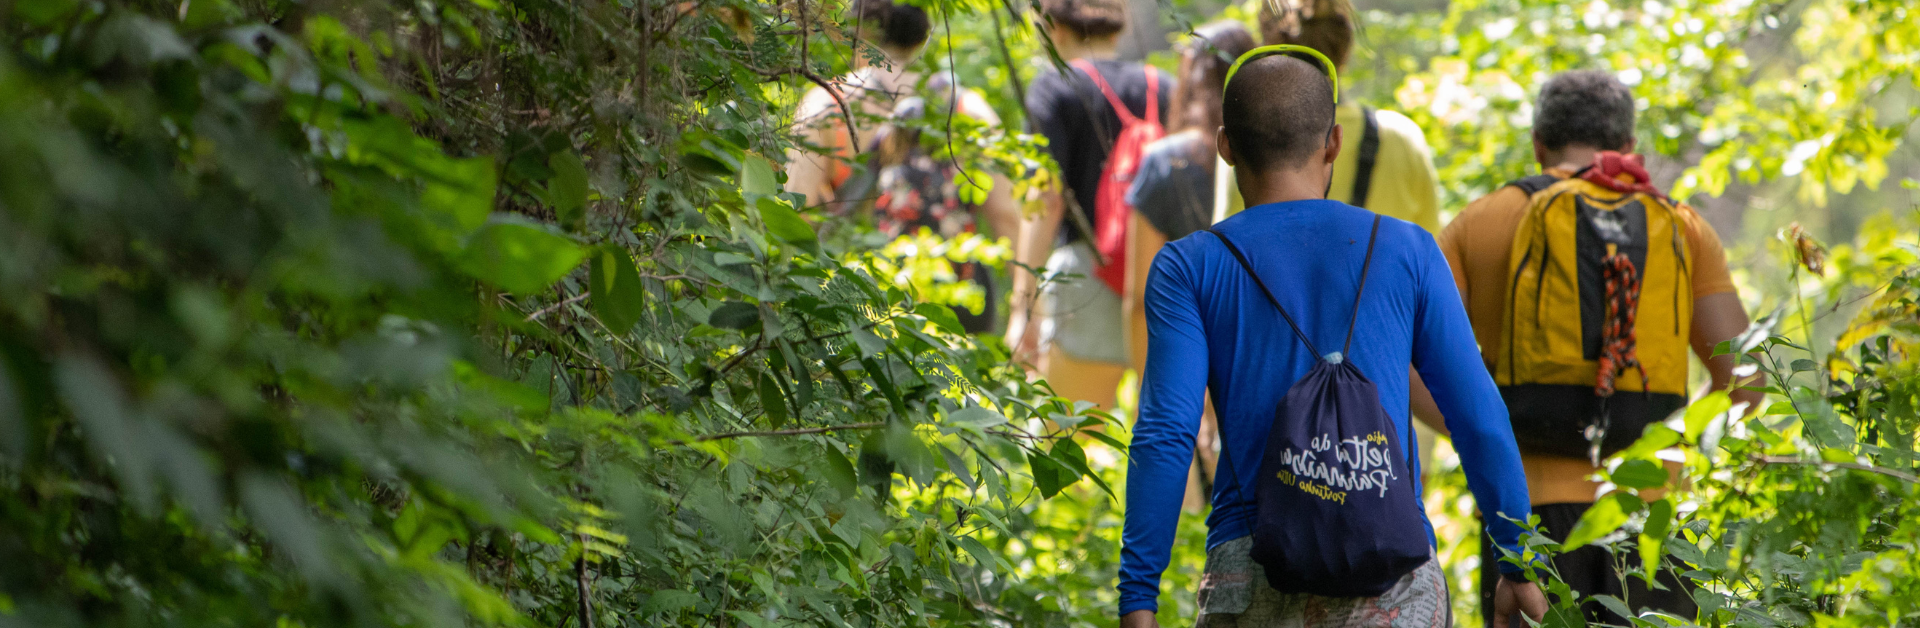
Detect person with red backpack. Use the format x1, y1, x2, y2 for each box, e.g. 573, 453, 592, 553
1005, 0, 1170, 409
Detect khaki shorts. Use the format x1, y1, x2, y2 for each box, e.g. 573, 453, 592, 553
1195, 536, 1452, 628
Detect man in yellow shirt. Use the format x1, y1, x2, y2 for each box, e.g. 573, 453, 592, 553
1212, 0, 1441, 233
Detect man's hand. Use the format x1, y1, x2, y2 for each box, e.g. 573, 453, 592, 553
1491, 578, 1550, 628
1119, 609, 1159, 628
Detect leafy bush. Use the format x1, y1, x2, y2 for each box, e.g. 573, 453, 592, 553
0, 0, 1107, 626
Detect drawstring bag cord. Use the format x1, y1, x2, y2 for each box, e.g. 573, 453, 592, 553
1589, 250, 1648, 464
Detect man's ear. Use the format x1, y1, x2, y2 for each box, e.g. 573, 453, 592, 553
1324, 123, 1344, 165
1622, 138, 1638, 154
1216, 127, 1237, 168
1531, 130, 1548, 168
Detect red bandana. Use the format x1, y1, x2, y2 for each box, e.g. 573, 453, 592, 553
1579, 151, 1668, 202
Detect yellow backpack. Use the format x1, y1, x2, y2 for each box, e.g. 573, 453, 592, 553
1496, 172, 1692, 460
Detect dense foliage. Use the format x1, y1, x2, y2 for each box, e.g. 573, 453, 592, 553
0, 0, 1107, 626
0, 0, 1916, 627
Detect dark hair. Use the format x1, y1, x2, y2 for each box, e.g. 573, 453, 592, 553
853, 0, 931, 51
1040, 0, 1127, 38
1258, 0, 1354, 70
1170, 21, 1257, 134
1533, 70, 1636, 151
1220, 54, 1336, 171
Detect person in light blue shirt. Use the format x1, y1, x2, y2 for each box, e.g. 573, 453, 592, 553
1118, 51, 1547, 628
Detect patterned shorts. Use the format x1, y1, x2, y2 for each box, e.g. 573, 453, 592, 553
1195, 537, 1453, 628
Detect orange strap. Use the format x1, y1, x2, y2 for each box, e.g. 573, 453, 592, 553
1595, 253, 1647, 397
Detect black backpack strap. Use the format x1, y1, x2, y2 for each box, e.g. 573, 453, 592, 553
1350, 107, 1381, 208
1341, 215, 1385, 356
1208, 229, 1323, 358
1507, 173, 1561, 196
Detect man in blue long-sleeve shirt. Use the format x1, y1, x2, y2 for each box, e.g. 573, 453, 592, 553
1119, 52, 1548, 628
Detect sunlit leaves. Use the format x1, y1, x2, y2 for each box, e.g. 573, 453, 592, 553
738, 154, 779, 196
757, 197, 817, 245
1609, 459, 1669, 490
1563, 492, 1644, 550
1639, 498, 1674, 582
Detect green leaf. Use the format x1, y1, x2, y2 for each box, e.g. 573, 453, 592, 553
1609, 459, 1670, 490
1590, 595, 1635, 623
1563, 492, 1644, 550
708, 301, 760, 330
1790, 358, 1819, 372
418, 155, 499, 250
726, 611, 777, 628
644, 589, 701, 614
1640, 498, 1674, 582
1682, 392, 1732, 442
682, 151, 733, 177
914, 303, 966, 335
456, 219, 587, 295
850, 327, 887, 358
15, 0, 79, 26
1083, 429, 1128, 453
940, 445, 977, 492
758, 197, 816, 244
739, 154, 778, 196
1616, 424, 1682, 460
821, 445, 858, 498
755, 371, 789, 429
1667, 535, 1708, 568
776, 339, 812, 413
589, 246, 647, 333
1051, 438, 1112, 497
546, 152, 589, 229
1027, 451, 1075, 499
957, 536, 1003, 574
945, 406, 1008, 431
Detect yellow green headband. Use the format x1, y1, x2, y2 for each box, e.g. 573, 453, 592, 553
1222, 44, 1340, 103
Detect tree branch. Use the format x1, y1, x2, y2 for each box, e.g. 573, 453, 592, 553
1758, 455, 1920, 483
687, 421, 884, 442
527, 291, 591, 322
574, 546, 595, 628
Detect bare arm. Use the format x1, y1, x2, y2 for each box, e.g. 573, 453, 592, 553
1125, 213, 1169, 377
980, 172, 1020, 244
1690, 291, 1767, 414
784, 90, 840, 207
1004, 186, 1063, 364
1409, 368, 1450, 437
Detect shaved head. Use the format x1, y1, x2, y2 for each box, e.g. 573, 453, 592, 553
1220, 54, 1336, 171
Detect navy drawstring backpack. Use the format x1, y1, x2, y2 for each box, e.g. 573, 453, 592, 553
1209, 216, 1431, 597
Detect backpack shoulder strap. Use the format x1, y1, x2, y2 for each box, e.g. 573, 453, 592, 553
1142, 67, 1159, 126
1208, 229, 1323, 357
1341, 215, 1384, 356
1350, 107, 1381, 208
1507, 174, 1561, 197
1069, 59, 1142, 125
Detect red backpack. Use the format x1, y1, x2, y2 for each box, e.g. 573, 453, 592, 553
1070, 60, 1163, 295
